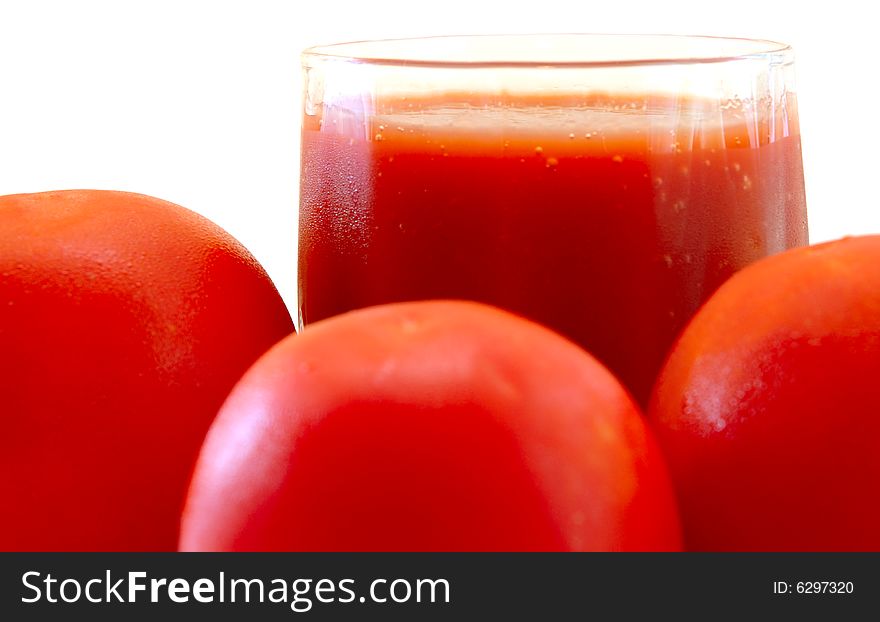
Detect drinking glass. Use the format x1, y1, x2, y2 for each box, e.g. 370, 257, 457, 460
298, 34, 808, 405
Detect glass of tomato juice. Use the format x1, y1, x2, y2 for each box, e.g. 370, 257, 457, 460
298, 34, 808, 405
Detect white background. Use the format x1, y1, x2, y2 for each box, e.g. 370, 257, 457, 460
1, 0, 876, 310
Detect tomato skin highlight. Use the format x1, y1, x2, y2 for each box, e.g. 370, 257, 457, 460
181, 300, 682, 552
649, 235, 880, 551
0, 190, 294, 551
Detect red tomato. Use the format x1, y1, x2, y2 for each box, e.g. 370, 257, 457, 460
649, 236, 880, 551
180, 300, 681, 552
0, 190, 293, 551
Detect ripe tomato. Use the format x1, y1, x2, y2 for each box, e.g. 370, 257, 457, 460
180, 300, 681, 552
0, 190, 294, 551
649, 236, 880, 551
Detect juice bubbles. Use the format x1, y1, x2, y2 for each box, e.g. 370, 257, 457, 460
299, 39, 808, 405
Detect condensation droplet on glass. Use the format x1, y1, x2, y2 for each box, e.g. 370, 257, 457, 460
535, 146, 543, 155
742, 175, 752, 190
585, 132, 593, 139
673, 200, 686, 213
568, 133, 575, 139
704, 159, 712, 167
732, 162, 741, 172
612, 155, 623, 163
378, 124, 386, 131
546, 157, 558, 168
663, 254, 674, 268
653, 177, 664, 189
374, 133, 383, 141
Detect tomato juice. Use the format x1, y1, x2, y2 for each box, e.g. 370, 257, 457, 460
299, 94, 807, 404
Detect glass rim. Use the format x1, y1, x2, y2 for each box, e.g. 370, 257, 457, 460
301, 33, 793, 69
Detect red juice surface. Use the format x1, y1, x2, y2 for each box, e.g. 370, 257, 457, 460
299, 94, 808, 404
